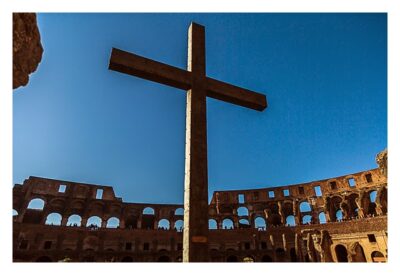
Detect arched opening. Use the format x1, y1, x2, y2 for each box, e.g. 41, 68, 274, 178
106, 217, 120, 228
238, 218, 250, 228
268, 213, 282, 226
286, 215, 296, 226
352, 243, 367, 262
261, 255, 273, 262
208, 219, 218, 229
222, 218, 234, 229
67, 214, 82, 226
336, 210, 343, 222
369, 191, 377, 203
237, 206, 249, 216
125, 215, 138, 229
243, 256, 254, 262
45, 213, 62, 226
86, 216, 102, 228
302, 215, 312, 225
276, 248, 286, 262
13, 209, 18, 216
227, 255, 238, 262
290, 247, 297, 262
254, 216, 266, 230
318, 212, 327, 224
27, 198, 45, 210
371, 251, 385, 262
36, 256, 52, 262
335, 245, 348, 262
121, 256, 133, 262
157, 219, 170, 230
174, 208, 184, 216
174, 219, 183, 231
368, 190, 378, 215
299, 201, 311, 212
142, 207, 155, 215
157, 255, 170, 262
379, 188, 387, 214
142, 207, 155, 229
142, 215, 155, 229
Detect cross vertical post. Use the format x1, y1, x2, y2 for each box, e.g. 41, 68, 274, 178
183, 23, 209, 262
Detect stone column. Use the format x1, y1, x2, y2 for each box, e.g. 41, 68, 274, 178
81, 217, 88, 227
217, 219, 223, 230
269, 235, 277, 262
61, 216, 68, 226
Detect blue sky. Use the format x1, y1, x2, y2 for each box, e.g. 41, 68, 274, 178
13, 13, 387, 204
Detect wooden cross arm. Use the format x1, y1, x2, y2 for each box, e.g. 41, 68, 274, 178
109, 47, 267, 111
206, 77, 267, 111
109, 48, 192, 90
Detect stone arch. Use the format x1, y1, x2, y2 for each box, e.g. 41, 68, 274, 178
67, 214, 82, 226
299, 201, 311, 212
237, 206, 249, 216
335, 244, 348, 262
125, 214, 138, 229
238, 218, 250, 228
27, 198, 45, 210
106, 217, 120, 228
335, 209, 343, 221
254, 216, 266, 229
346, 193, 360, 218
86, 216, 102, 227
318, 212, 327, 224
371, 251, 385, 262
350, 242, 366, 262
157, 218, 170, 229
174, 219, 183, 231
302, 215, 312, 224
222, 218, 234, 229
45, 212, 62, 225
286, 215, 296, 226
208, 219, 218, 229
142, 207, 155, 215
276, 248, 286, 262
367, 190, 378, 215
174, 208, 184, 216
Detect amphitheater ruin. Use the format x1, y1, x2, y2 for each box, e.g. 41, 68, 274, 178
12, 150, 387, 262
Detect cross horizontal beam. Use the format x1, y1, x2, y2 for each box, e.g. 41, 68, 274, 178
109, 47, 267, 111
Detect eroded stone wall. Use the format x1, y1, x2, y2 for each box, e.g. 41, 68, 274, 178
13, 154, 387, 262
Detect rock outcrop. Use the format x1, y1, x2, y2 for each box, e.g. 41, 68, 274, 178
13, 13, 43, 89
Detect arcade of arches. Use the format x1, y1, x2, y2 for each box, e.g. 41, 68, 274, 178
13, 152, 387, 262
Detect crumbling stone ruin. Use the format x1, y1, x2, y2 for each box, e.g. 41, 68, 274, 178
13, 13, 43, 89
13, 150, 387, 262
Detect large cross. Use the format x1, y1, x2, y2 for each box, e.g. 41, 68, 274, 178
108, 22, 267, 262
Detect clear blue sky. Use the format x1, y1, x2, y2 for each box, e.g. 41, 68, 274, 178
13, 13, 387, 204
